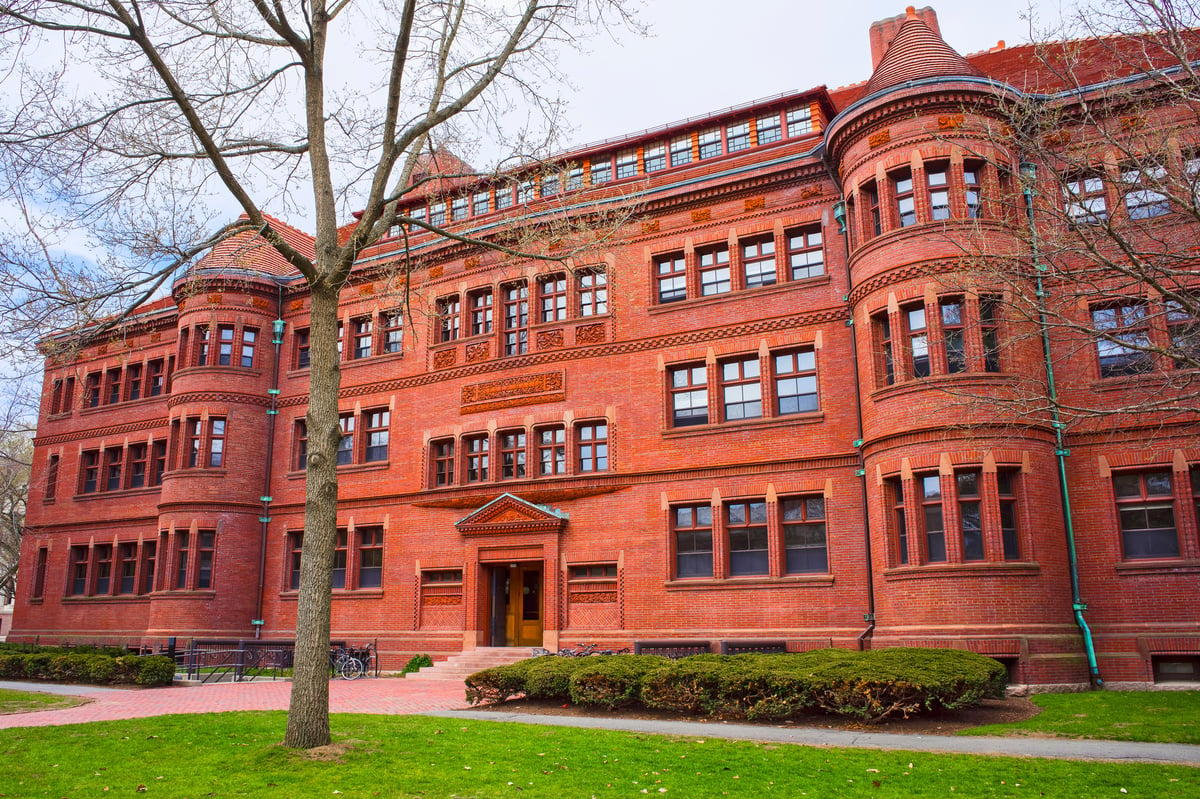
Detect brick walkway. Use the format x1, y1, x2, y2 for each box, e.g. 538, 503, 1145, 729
0, 678, 469, 729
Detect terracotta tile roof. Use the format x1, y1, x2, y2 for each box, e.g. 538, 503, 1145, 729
194, 212, 315, 278
864, 7, 983, 95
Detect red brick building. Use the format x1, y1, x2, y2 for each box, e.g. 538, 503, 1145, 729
12, 7, 1200, 687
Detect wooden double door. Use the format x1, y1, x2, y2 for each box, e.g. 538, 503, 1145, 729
487, 563, 543, 647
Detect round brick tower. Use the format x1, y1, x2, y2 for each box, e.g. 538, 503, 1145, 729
146, 244, 286, 641
826, 7, 1088, 685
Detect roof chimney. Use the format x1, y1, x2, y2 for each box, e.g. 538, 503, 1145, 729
869, 6, 942, 70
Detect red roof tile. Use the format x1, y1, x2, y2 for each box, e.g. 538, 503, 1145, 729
864, 7, 983, 95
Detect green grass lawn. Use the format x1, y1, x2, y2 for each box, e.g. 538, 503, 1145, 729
967, 690, 1200, 744
0, 688, 86, 715
0, 712, 1196, 798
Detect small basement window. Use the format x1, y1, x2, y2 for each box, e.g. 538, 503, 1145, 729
1152, 655, 1200, 683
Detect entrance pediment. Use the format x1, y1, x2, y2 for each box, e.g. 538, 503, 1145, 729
455, 493, 568, 537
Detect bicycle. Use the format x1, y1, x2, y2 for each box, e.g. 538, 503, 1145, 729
329, 646, 364, 680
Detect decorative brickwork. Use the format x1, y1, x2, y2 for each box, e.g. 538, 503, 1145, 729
536, 329, 564, 350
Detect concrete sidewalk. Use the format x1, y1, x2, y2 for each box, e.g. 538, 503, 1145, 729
3, 679, 1198, 765
429, 708, 1200, 765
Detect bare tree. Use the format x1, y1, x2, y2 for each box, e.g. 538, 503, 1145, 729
0, 421, 31, 607
0, 0, 638, 747
942, 0, 1200, 437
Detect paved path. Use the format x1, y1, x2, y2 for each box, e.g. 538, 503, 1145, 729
0, 678, 468, 729
3, 679, 1199, 765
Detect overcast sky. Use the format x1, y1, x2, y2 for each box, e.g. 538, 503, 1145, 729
555, 1, 1059, 148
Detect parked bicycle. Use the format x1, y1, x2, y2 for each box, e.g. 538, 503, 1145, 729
329, 645, 365, 680
531, 642, 631, 658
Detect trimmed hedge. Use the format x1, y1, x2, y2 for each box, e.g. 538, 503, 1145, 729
465, 647, 1006, 723
0, 650, 175, 686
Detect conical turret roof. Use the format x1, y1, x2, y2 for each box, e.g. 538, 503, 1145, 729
864, 6, 983, 95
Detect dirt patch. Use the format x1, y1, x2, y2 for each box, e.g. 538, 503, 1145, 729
297, 739, 367, 762
475, 696, 1041, 736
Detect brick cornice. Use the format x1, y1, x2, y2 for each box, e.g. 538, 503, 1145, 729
33, 417, 166, 447
167, 391, 273, 409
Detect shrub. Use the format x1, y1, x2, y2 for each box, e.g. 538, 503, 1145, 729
135, 656, 176, 686
465, 662, 528, 705
522, 656, 581, 700
639, 657, 728, 714
85, 654, 117, 683
402, 654, 434, 674
569, 655, 666, 709
0, 653, 27, 679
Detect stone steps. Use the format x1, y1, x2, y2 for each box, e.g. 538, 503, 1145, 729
405, 646, 535, 682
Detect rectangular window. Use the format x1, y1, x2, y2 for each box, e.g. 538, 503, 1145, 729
726, 121, 751, 152
62, 376, 75, 412
196, 530, 215, 589
863, 180, 881, 238
674, 504, 713, 578
997, 470, 1021, 560
208, 418, 225, 468
616, 150, 638, 179
140, 541, 156, 593
336, 320, 344, 362
68, 545, 89, 596
80, 450, 99, 494
782, 496, 827, 573
451, 195, 468, 221
382, 311, 404, 354
565, 166, 584, 191
424, 569, 464, 583
105, 368, 122, 405
438, 296, 461, 343
472, 190, 490, 216
85, 372, 101, 408
741, 237, 776, 288
428, 200, 446, 226
576, 421, 608, 472
1064, 173, 1108, 224
433, 439, 455, 486
332, 530, 347, 589
93, 544, 112, 595
643, 143, 666, 172
964, 163, 983, 218
32, 546, 48, 599
785, 105, 813, 137
103, 448, 122, 491
117, 542, 137, 594
726, 500, 768, 576
44, 454, 59, 501
469, 288, 495, 335
589, 157, 611, 185
907, 305, 930, 378
656, 253, 687, 304
698, 246, 730, 296
538, 275, 566, 323
876, 312, 895, 386
1167, 299, 1200, 369
756, 112, 782, 144
50, 379, 63, 415
920, 474, 946, 562
240, 328, 257, 368
295, 421, 308, 470
216, 325, 234, 366
196, 327, 211, 367
540, 173, 559, 198
494, 185, 514, 209
721, 357, 762, 421
698, 128, 722, 159
128, 443, 148, 489
1123, 165, 1169, 219
894, 169, 916, 227
980, 297, 1001, 373
957, 470, 984, 561
1114, 471, 1179, 559
670, 136, 693, 167
126, 364, 142, 401
174, 531, 190, 590
338, 414, 355, 466
1093, 303, 1152, 377
577, 267, 607, 316
295, 328, 310, 369
150, 441, 166, 487
364, 409, 389, 462
147, 360, 166, 397
787, 227, 823, 280
774, 349, 817, 414
537, 426, 565, 476
502, 282, 529, 356
941, 299, 966, 373
927, 163, 950, 221
465, 434, 489, 483
670, 365, 708, 427
357, 527, 383, 588
352, 317, 373, 359
500, 430, 527, 480
571, 564, 616, 579
288, 532, 303, 590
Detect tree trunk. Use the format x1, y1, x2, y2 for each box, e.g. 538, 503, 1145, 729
284, 280, 342, 749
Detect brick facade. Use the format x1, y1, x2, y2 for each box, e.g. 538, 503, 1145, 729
12, 7, 1200, 687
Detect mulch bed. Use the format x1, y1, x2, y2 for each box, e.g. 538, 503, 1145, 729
475, 695, 1041, 736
